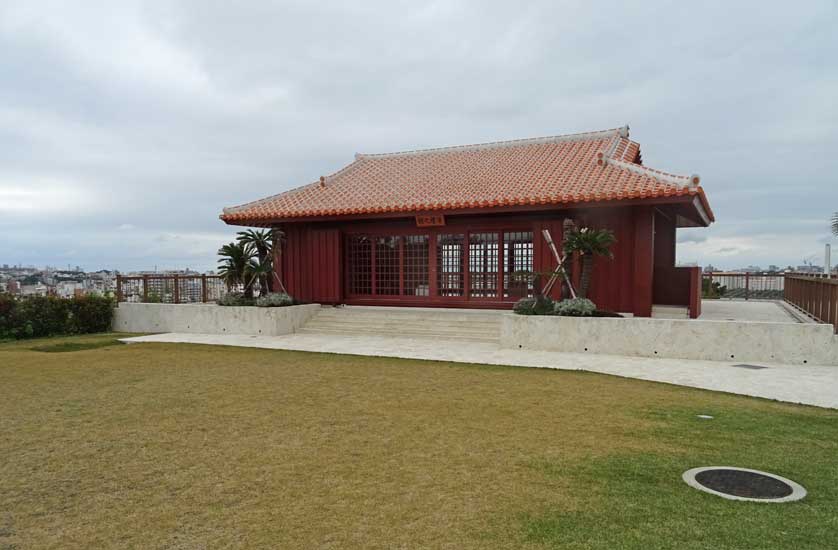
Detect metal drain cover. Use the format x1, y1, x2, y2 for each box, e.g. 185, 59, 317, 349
683, 467, 806, 502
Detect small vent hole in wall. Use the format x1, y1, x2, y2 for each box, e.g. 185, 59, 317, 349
654, 351, 658, 355
584, 347, 588, 352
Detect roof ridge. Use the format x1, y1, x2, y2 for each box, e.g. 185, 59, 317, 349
355, 126, 629, 160
602, 155, 700, 188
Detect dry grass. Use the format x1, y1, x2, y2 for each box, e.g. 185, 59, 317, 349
1, 334, 836, 549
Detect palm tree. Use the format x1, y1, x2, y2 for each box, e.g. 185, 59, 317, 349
217, 242, 255, 298
563, 227, 616, 299
832, 212, 838, 236
237, 229, 275, 296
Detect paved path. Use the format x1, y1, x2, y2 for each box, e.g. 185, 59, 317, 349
699, 300, 806, 323
122, 332, 838, 409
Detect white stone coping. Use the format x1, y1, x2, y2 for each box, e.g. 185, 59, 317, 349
682, 466, 807, 503
500, 313, 838, 366
113, 302, 321, 336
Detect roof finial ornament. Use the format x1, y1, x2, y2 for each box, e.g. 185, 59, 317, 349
619, 125, 629, 138
319, 176, 326, 187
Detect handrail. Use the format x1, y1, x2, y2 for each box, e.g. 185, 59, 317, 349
116, 274, 229, 304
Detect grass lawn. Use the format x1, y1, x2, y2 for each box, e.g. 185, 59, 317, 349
1, 334, 837, 549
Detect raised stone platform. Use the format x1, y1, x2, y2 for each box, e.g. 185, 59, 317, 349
501, 314, 838, 366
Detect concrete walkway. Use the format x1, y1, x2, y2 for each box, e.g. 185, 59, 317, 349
121, 332, 838, 410
699, 299, 807, 323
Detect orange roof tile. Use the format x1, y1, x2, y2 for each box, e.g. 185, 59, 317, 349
221, 126, 714, 224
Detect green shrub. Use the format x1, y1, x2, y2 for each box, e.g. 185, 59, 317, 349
512, 295, 554, 315
255, 292, 295, 307
16, 296, 70, 338
0, 293, 21, 339
217, 292, 255, 307
553, 298, 596, 317
0, 294, 116, 339
68, 295, 115, 334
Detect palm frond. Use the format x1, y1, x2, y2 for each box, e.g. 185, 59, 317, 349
563, 228, 617, 258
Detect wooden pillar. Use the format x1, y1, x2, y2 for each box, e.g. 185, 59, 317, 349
116, 275, 123, 303
429, 233, 438, 298
632, 206, 655, 317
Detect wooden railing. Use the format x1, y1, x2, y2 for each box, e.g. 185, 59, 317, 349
702, 272, 789, 300
784, 275, 838, 332
116, 274, 231, 304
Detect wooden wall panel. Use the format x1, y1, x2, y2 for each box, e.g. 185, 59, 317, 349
654, 210, 676, 268
579, 207, 636, 313
632, 206, 655, 317
275, 206, 655, 313
277, 225, 341, 304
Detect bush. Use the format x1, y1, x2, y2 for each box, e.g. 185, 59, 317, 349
217, 292, 255, 307
16, 296, 70, 338
68, 295, 115, 334
553, 298, 596, 317
0, 293, 21, 339
255, 292, 295, 307
0, 294, 115, 339
512, 295, 554, 315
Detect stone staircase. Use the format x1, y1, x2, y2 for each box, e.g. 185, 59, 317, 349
296, 306, 504, 343
651, 305, 690, 319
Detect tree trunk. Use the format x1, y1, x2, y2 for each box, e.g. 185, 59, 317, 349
579, 254, 593, 298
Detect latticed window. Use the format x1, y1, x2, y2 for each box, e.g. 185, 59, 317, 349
347, 235, 372, 294
404, 235, 429, 296
375, 236, 401, 295
437, 233, 464, 296
503, 231, 534, 298
469, 232, 499, 298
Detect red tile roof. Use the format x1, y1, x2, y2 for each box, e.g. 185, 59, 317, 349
221, 126, 713, 225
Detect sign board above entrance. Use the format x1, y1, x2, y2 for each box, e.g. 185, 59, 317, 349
415, 214, 445, 227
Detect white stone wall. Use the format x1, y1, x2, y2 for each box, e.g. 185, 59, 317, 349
501, 314, 838, 366
113, 303, 321, 336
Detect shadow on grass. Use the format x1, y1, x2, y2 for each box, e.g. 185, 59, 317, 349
29, 340, 125, 353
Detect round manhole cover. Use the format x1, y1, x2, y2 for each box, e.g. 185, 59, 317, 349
682, 467, 806, 503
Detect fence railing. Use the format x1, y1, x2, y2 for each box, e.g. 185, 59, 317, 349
116, 274, 232, 304
703, 272, 833, 301
784, 275, 838, 333
702, 272, 789, 300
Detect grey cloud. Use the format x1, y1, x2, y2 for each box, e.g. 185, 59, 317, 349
1, 0, 837, 271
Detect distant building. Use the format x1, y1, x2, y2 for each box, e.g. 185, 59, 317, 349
20, 284, 49, 297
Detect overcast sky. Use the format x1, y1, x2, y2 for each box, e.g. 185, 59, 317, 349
1, 0, 836, 272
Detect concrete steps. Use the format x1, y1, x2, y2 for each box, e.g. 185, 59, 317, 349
297, 306, 503, 343
651, 305, 689, 319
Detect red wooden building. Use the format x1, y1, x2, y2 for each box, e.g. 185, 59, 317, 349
221, 126, 713, 317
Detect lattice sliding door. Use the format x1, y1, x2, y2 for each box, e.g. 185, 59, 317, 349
375, 236, 400, 295
468, 232, 499, 298
503, 231, 534, 298
404, 235, 430, 296
437, 233, 465, 297
347, 235, 372, 295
